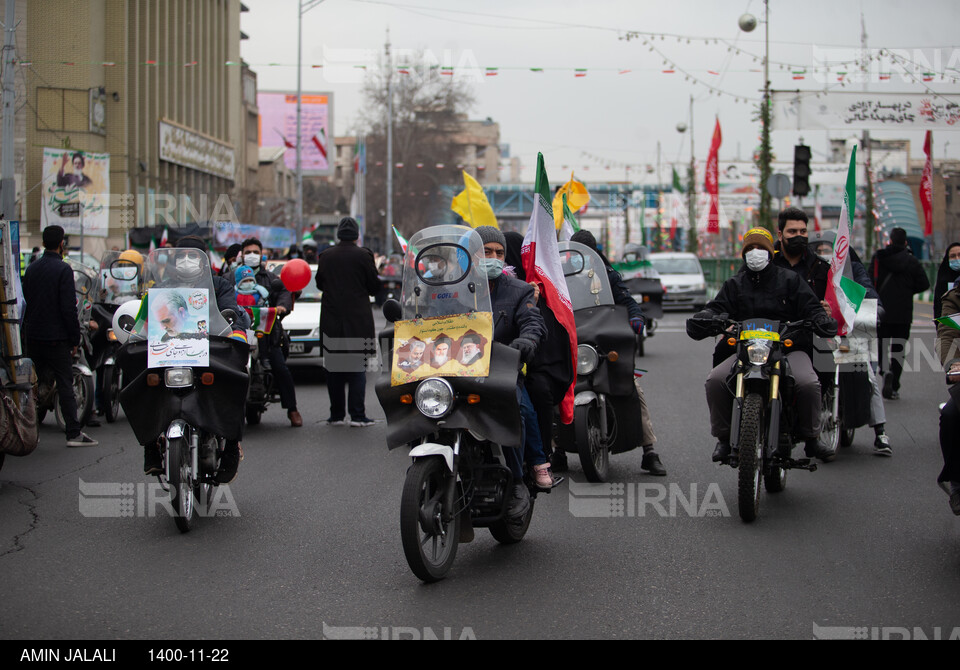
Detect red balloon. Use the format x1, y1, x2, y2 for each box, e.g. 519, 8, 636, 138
281, 259, 312, 292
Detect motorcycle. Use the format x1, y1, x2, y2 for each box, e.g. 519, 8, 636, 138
694, 315, 823, 522
243, 306, 280, 425
375, 225, 543, 582
114, 248, 249, 533
375, 253, 404, 307
616, 244, 664, 357
36, 258, 96, 429
555, 241, 643, 482
89, 250, 143, 423
814, 299, 880, 451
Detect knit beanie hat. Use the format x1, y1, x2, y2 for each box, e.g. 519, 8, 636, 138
741, 227, 775, 257
337, 217, 360, 241
475, 225, 506, 250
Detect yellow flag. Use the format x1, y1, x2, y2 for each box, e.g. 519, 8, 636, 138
451, 171, 499, 229
552, 172, 590, 230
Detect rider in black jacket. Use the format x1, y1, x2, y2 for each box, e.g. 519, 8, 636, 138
687, 228, 838, 463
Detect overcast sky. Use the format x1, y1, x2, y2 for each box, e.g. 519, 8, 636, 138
241, 0, 960, 184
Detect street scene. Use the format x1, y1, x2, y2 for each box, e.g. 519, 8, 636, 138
1, 0, 959, 644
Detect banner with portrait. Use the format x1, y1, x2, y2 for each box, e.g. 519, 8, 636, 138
392, 312, 493, 386
146, 288, 210, 368
41, 148, 111, 237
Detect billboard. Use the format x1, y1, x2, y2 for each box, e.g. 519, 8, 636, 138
257, 91, 333, 176
772, 91, 960, 131
41, 148, 110, 237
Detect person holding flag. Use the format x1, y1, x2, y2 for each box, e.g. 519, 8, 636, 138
936, 281, 960, 515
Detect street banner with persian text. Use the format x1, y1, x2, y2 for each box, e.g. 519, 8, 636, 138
772, 91, 960, 131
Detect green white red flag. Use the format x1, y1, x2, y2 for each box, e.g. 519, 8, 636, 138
824, 147, 867, 336
521, 153, 577, 423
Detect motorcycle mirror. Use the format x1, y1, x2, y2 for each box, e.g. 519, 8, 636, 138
382, 299, 402, 323
109, 260, 139, 281
220, 309, 238, 326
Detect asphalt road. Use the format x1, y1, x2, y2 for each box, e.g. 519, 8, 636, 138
1, 307, 958, 640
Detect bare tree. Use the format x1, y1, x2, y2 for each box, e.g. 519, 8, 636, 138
359, 54, 476, 246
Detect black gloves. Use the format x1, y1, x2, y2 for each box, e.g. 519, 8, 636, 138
813, 316, 839, 338
686, 310, 720, 341
510, 338, 536, 366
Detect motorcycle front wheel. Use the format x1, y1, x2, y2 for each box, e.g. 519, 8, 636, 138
167, 436, 194, 533
737, 393, 764, 523
102, 365, 122, 423
400, 458, 459, 582
575, 402, 611, 482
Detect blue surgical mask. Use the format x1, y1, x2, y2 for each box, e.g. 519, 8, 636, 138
479, 258, 504, 279
950, 259, 960, 272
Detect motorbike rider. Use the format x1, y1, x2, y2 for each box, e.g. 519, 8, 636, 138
569, 229, 667, 476
239, 238, 301, 427
474, 226, 548, 513
811, 232, 893, 456
773, 207, 830, 305
142, 236, 249, 482
218, 243, 243, 278
688, 228, 838, 464
936, 279, 960, 515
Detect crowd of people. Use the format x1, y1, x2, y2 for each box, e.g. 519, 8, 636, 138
13, 213, 960, 517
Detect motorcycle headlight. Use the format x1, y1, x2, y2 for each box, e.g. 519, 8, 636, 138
746, 339, 773, 365
164, 367, 193, 388
577, 344, 600, 375
415, 378, 455, 419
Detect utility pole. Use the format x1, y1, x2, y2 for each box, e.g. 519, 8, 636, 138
295, 0, 326, 246
688, 95, 698, 253
861, 11, 875, 256
385, 31, 393, 255
1, 0, 16, 222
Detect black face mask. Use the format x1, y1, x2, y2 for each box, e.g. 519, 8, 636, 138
785, 235, 808, 256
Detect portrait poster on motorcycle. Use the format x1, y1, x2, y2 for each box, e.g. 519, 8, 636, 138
146, 288, 210, 368
392, 312, 494, 386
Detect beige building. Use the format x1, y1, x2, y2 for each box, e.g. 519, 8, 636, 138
20, 0, 248, 252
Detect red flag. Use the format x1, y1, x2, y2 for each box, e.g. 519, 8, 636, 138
705, 118, 722, 234
814, 186, 822, 232
311, 132, 328, 162
921, 130, 933, 236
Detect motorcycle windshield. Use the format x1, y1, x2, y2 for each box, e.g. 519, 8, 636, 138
65, 257, 98, 323
130, 248, 231, 340
97, 250, 143, 306
399, 225, 491, 320
557, 241, 614, 309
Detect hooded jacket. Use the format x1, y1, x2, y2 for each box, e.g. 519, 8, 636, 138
938, 287, 960, 371
773, 243, 830, 301
870, 244, 930, 324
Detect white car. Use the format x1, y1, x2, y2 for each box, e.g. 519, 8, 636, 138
265, 261, 322, 360
649, 252, 708, 311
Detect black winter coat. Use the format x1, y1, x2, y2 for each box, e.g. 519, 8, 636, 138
773, 248, 830, 301
490, 273, 545, 362
315, 241, 381, 350
253, 266, 292, 346
21, 250, 82, 345
870, 245, 930, 324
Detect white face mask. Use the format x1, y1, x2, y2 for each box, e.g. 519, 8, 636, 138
176, 256, 203, 278
744, 249, 770, 272
243, 252, 261, 268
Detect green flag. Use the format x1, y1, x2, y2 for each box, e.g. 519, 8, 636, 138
672, 167, 684, 194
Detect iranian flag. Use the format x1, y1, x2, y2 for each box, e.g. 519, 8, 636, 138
921, 130, 933, 236
936, 313, 960, 332
392, 226, 408, 254
558, 193, 581, 242
824, 147, 867, 336
244, 307, 278, 334
521, 153, 578, 424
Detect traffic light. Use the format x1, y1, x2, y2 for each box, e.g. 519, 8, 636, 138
793, 144, 811, 197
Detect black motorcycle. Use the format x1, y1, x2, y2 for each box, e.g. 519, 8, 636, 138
376, 225, 545, 582
115, 249, 249, 533
694, 315, 825, 522
617, 243, 664, 357
555, 241, 643, 482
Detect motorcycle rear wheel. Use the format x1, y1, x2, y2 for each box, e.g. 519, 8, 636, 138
575, 402, 611, 483
103, 365, 121, 423
737, 393, 764, 523
400, 458, 459, 582
489, 497, 535, 545
55, 372, 94, 432
819, 386, 840, 454
167, 436, 194, 534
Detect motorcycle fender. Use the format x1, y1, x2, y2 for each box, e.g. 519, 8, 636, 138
742, 366, 768, 382
74, 364, 94, 378
409, 443, 454, 472
574, 391, 597, 406
166, 419, 189, 441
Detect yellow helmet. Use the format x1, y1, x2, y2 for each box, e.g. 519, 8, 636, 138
118, 249, 144, 266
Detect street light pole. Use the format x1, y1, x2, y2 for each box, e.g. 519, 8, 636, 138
296, 0, 326, 246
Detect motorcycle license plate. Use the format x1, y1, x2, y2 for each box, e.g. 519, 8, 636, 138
289, 343, 305, 353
